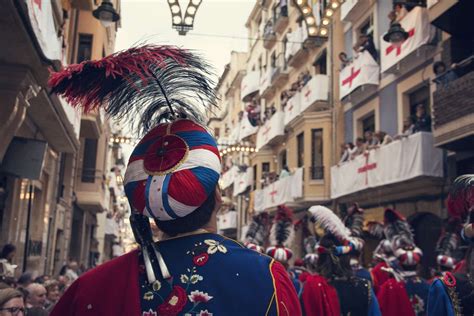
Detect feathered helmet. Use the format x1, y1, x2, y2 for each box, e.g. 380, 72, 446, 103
266, 205, 295, 263
384, 208, 422, 268
436, 218, 461, 271
49, 45, 219, 283
447, 174, 474, 242
244, 212, 270, 253
308, 205, 361, 256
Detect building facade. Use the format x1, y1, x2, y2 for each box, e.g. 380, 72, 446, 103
211, 0, 474, 275
0, 0, 122, 276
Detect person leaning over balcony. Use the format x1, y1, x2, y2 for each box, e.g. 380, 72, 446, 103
338, 142, 354, 165
350, 138, 366, 159
338, 52, 351, 69
48, 45, 301, 316
412, 104, 432, 133
374, 131, 393, 147
394, 117, 415, 140
365, 131, 380, 149
433, 61, 458, 87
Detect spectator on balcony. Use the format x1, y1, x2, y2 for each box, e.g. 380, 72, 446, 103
354, 33, 378, 62
281, 90, 290, 109
394, 117, 415, 140
350, 137, 366, 159
364, 131, 380, 149
289, 82, 299, 95
302, 70, 312, 86
433, 61, 458, 87
374, 131, 393, 147
338, 52, 351, 69
338, 142, 355, 164
388, 2, 408, 24
279, 0, 288, 17
279, 165, 290, 179
412, 104, 432, 133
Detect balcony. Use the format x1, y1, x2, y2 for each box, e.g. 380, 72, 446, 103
256, 111, 285, 151
80, 112, 103, 139
284, 75, 329, 127
339, 51, 379, 102
273, 5, 289, 34
237, 112, 259, 142
76, 168, 108, 214
217, 211, 237, 232
432, 67, 474, 150
259, 67, 275, 99
241, 71, 260, 102
271, 53, 289, 88
221, 165, 238, 190
263, 21, 277, 50
253, 168, 303, 212
341, 0, 371, 24
330, 132, 444, 201
380, 7, 436, 74
233, 167, 254, 196
286, 25, 309, 68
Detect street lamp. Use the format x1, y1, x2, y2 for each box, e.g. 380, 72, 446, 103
93, 0, 120, 28
167, 0, 202, 36
383, 22, 409, 46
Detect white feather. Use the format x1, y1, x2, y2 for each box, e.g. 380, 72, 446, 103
308, 205, 351, 241
270, 221, 295, 247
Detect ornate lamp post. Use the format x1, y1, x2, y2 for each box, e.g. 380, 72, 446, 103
93, 0, 120, 28
167, 0, 203, 36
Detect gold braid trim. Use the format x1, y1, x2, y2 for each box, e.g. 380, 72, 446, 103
441, 275, 463, 316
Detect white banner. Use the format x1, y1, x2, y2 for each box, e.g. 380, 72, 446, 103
59, 96, 81, 141
27, 0, 62, 61
221, 166, 238, 189
254, 168, 303, 212
284, 75, 328, 126
241, 71, 260, 101
256, 111, 285, 151
331, 132, 443, 198
259, 67, 273, 95
380, 7, 432, 73
285, 25, 307, 61
238, 112, 259, 141
339, 51, 379, 100
217, 211, 237, 230
233, 167, 254, 196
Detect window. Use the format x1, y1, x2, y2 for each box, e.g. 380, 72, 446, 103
314, 50, 327, 75
297, 133, 304, 168
408, 85, 430, 118
81, 138, 98, 183
362, 113, 375, 134
77, 34, 93, 63
311, 129, 324, 180
253, 165, 257, 190
262, 162, 270, 173
279, 150, 287, 171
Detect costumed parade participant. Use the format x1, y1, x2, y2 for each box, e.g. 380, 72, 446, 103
244, 212, 270, 253
343, 204, 372, 283
376, 208, 429, 316
48, 45, 301, 316
432, 218, 462, 281
302, 205, 381, 316
428, 174, 474, 316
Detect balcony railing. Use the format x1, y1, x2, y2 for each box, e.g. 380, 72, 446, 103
283, 75, 329, 127
432, 64, 474, 149
256, 111, 285, 151
330, 132, 443, 199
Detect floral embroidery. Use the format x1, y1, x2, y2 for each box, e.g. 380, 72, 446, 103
157, 285, 188, 316
152, 280, 162, 291
204, 239, 227, 254
143, 309, 157, 316
410, 294, 424, 314
190, 274, 203, 284
188, 290, 213, 303
180, 274, 189, 284
198, 310, 213, 316
193, 253, 209, 266
143, 291, 154, 301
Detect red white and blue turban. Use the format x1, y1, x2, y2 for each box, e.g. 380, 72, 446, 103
124, 119, 221, 221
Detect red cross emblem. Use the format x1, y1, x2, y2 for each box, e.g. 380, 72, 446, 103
357, 152, 377, 185
270, 188, 278, 203
33, 0, 41, 9
385, 28, 415, 56
304, 89, 312, 103
342, 67, 361, 88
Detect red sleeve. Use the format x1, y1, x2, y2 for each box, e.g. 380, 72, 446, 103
376, 279, 415, 316
301, 275, 340, 316
50, 278, 79, 316
271, 261, 302, 316
371, 262, 392, 294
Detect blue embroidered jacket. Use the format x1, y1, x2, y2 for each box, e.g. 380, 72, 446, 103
138, 233, 290, 316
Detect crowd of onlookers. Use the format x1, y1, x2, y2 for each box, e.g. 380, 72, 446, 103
338, 104, 432, 165
280, 70, 312, 110
0, 244, 85, 315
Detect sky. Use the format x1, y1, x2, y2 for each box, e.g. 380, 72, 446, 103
115, 0, 256, 77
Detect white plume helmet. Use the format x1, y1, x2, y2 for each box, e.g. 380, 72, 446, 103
308, 205, 351, 241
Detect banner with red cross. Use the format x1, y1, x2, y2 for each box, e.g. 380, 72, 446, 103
238, 112, 258, 142
330, 132, 443, 199
254, 168, 303, 212
233, 167, 254, 196
380, 6, 432, 73
240, 71, 260, 101
256, 111, 284, 150
339, 50, 379, 100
